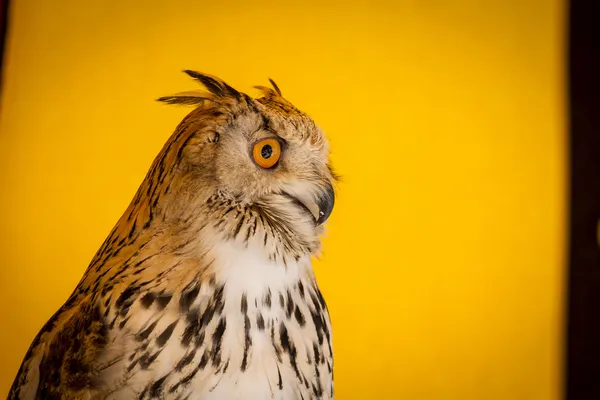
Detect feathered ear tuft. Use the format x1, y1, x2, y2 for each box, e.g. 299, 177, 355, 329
268, 78, 282, 96
156, 91, 213, 106
255, 78, 284, 98
183, 70, 240, 98
254, 86, 281, 98
158, 71, 285, 107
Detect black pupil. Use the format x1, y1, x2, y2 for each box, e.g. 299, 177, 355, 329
261, 144, 273, 159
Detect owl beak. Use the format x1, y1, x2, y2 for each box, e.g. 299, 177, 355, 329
315, 183, 335, 225
282, 183, 335, 226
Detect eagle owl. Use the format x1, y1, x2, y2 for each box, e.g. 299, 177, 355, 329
8, 71, 336, 399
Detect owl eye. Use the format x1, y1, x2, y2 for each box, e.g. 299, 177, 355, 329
252, 138, 281, 169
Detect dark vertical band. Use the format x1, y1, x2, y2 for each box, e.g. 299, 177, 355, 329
566, 0, 600, 398
0, 0, 9, 94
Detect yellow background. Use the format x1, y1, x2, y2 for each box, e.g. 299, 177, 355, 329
0, 1, 566, 399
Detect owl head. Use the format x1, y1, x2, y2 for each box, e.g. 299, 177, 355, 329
137, 71, 337, 260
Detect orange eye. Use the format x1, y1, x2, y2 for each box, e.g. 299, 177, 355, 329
252, 138, 281, 169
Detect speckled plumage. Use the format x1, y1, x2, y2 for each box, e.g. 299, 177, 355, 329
8, 71, 337, 400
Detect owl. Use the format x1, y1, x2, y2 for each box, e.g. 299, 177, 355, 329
7, 71, 336, 400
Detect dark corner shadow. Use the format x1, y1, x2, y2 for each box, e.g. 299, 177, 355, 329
566, 0, 600, 399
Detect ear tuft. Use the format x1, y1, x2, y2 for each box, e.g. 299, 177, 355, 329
183, 70, 240, 98
156, 91, 213, 106
268, 78, 282, 96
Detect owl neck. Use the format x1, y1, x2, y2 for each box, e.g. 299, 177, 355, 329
208, 239, 316, 302
80, 184, 324, 296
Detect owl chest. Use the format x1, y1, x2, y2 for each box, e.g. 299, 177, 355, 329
101, 290, 332, 399
99, 246, 333, 399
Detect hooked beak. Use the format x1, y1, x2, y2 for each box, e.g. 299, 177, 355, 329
283, 183, 335, 226
315, 184, 335, 225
